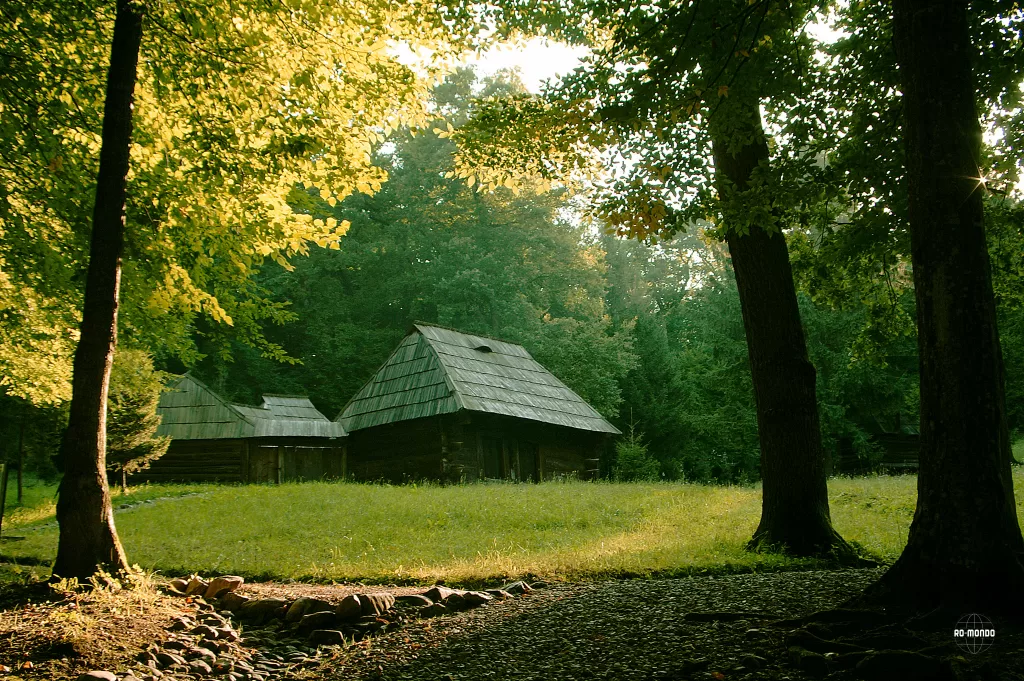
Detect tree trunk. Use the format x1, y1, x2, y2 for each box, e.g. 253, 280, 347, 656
121, 468, 127, 494
711, 102, 850, 558
52, 0, 143, 581
868, 0, 1024, 609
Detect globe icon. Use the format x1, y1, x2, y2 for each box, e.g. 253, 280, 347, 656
954, 613, 995, 654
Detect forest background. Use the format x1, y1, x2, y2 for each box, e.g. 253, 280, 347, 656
2, 59, 1023, 487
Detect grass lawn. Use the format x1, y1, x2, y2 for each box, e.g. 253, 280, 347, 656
2, 469, 1023, 585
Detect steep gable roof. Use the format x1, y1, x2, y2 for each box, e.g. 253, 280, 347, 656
157, 375, 345, 440
337, 324, 620, 435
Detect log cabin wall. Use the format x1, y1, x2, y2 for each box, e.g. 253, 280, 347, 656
133, 438, 345, 484
346, 416, 444, 482
132, 439, 246, 483
449, 413, 605, 482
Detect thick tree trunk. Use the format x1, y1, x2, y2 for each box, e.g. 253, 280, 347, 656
868, 0, 1024, 609
711, 103, 850, 558
52, 0, 143, 581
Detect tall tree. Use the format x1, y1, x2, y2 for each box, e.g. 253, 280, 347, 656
454, 0, 852, 556
53, 0, 143, 579
867, 0, 1024, 607
10, 0, 478, 578
0, 0, 477, 403
106, 348, 170, 491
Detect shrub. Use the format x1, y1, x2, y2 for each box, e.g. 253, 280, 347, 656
613, 426, 660, 481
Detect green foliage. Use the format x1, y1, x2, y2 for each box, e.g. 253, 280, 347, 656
613, 426, 660, 482
0, 396, 66, 480
106, 350, 171, 485
602, 230, 920, 482
5, 471, 1023, 583
196, 71, 636, 418
0, 0, 480, 404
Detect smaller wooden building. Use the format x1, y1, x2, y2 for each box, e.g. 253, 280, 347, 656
830, 414, 920, 475
144, 375, 346, 483
337, 324, 620, 483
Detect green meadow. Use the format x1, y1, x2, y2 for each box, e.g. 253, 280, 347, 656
3, 470, 1024, 585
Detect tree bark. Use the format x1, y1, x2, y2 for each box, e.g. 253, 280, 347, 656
711, 103, 851, 558
868, 0, 1024, 609
52, 0, 144, 581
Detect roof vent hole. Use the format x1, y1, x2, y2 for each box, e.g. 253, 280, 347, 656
474, 344, 493, 353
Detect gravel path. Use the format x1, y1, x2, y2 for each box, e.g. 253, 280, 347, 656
315, 569, 886, 681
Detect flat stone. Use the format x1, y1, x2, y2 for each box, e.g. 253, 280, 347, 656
191, 625, 220, 640
501, 581, 533, 595
424, 586, 462, 602
442, 592, 467, 611
419, 602, 449, 618
219, 592, 250, 612
358, 592, 395, 616
185, 576, 209, 597
395, 594, 433, 607
308, 629, 345, 646
238, 598, 289, 625
189, 659, 213, 676
205, 575, 244, 600
218, 627, 240, 642
484, 589, 513, 599
463, 591, 494, 607
156, 652, 186, 668
529, 581, 549, 589
336, 594, 362, 620
285, 597, 335, 622
77, 672, 117, 681
298, 610, 341, 632
191, 647, 217, 664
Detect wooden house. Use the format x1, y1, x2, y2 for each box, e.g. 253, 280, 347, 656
143, 374, 347, 483
830, 414, 920, 475
336, 324, 620, 482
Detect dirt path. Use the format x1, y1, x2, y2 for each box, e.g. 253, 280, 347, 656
293, 568, 1020, 681
317, 569, 873, 681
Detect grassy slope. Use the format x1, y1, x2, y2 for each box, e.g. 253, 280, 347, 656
3, 470, 1024, 585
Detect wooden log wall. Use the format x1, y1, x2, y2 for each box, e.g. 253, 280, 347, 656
132, 439, 246, 483
347, 417, 444, 482
134, 438, 346, 483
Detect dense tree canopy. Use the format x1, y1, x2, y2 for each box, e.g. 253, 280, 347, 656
0, 0, 476, 406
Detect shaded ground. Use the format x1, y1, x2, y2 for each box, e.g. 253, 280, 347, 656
1, 569, 1022, 681
296, 568, 1020, 681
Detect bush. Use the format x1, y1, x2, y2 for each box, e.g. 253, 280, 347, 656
613, 427, 660, 481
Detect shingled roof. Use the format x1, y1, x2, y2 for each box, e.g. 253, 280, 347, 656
336, 324, 620, 435
157, 375, 346, 440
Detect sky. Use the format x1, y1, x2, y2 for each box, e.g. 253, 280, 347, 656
466, 38, 588, 93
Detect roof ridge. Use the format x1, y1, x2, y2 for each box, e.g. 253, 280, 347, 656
179, 374, 260, 427
411, 322, 526, 350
